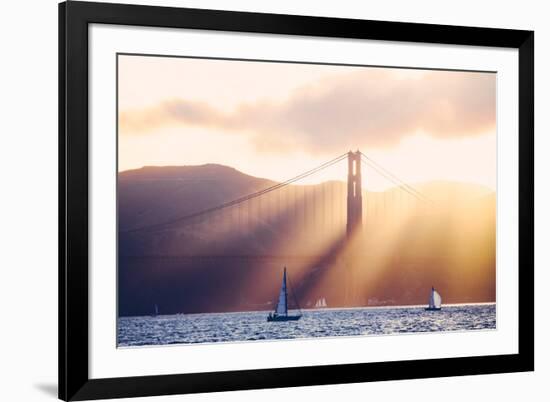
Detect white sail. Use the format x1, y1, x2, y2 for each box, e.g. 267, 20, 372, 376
433, 290, 442, 308
428, 288, 442, 309
275, 269, 288, 315
314, 298, 327, 308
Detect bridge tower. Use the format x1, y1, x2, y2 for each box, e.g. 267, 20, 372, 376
346, 150, 362, 237
344, 150, 363, 306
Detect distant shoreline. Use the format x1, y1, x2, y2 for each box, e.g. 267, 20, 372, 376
118, 302, 497, 318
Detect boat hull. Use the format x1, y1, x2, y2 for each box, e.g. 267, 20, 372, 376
267, 315, 302, 322
425, 307, 442, 311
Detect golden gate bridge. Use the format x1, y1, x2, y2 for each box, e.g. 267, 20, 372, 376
122, 150, 430, 235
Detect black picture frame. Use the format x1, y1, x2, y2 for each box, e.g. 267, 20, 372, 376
59, 1, 534, 400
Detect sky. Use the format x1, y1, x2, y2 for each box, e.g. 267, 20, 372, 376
118, 54, 497, 191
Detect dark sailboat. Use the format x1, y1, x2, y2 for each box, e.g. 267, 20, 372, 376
267, 267, 302, 322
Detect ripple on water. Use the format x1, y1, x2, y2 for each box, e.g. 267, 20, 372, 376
118, 304, 496, 347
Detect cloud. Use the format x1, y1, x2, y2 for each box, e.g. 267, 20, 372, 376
119, 69, 495, 154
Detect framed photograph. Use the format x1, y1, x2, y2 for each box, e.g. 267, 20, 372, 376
59, 1, 534, 400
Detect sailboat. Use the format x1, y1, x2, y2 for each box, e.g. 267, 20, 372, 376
425, 287, 442, 311
152, 304, 159, 317
267, 267, 302, 322
314, 298, 328, 308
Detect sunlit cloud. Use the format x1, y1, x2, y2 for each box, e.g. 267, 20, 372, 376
119, 69, 495, 155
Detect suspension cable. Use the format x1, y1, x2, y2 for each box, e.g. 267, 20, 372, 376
359, 153, 432, 203
122, 152, 348, 233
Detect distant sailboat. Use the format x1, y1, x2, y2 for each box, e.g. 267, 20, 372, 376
152, 303, 159, 317
314, 298, 328, 308
267, 267, 302, 322
425, 287, 442, 311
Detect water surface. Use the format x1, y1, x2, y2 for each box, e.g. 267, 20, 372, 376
118, 303, 496, 347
